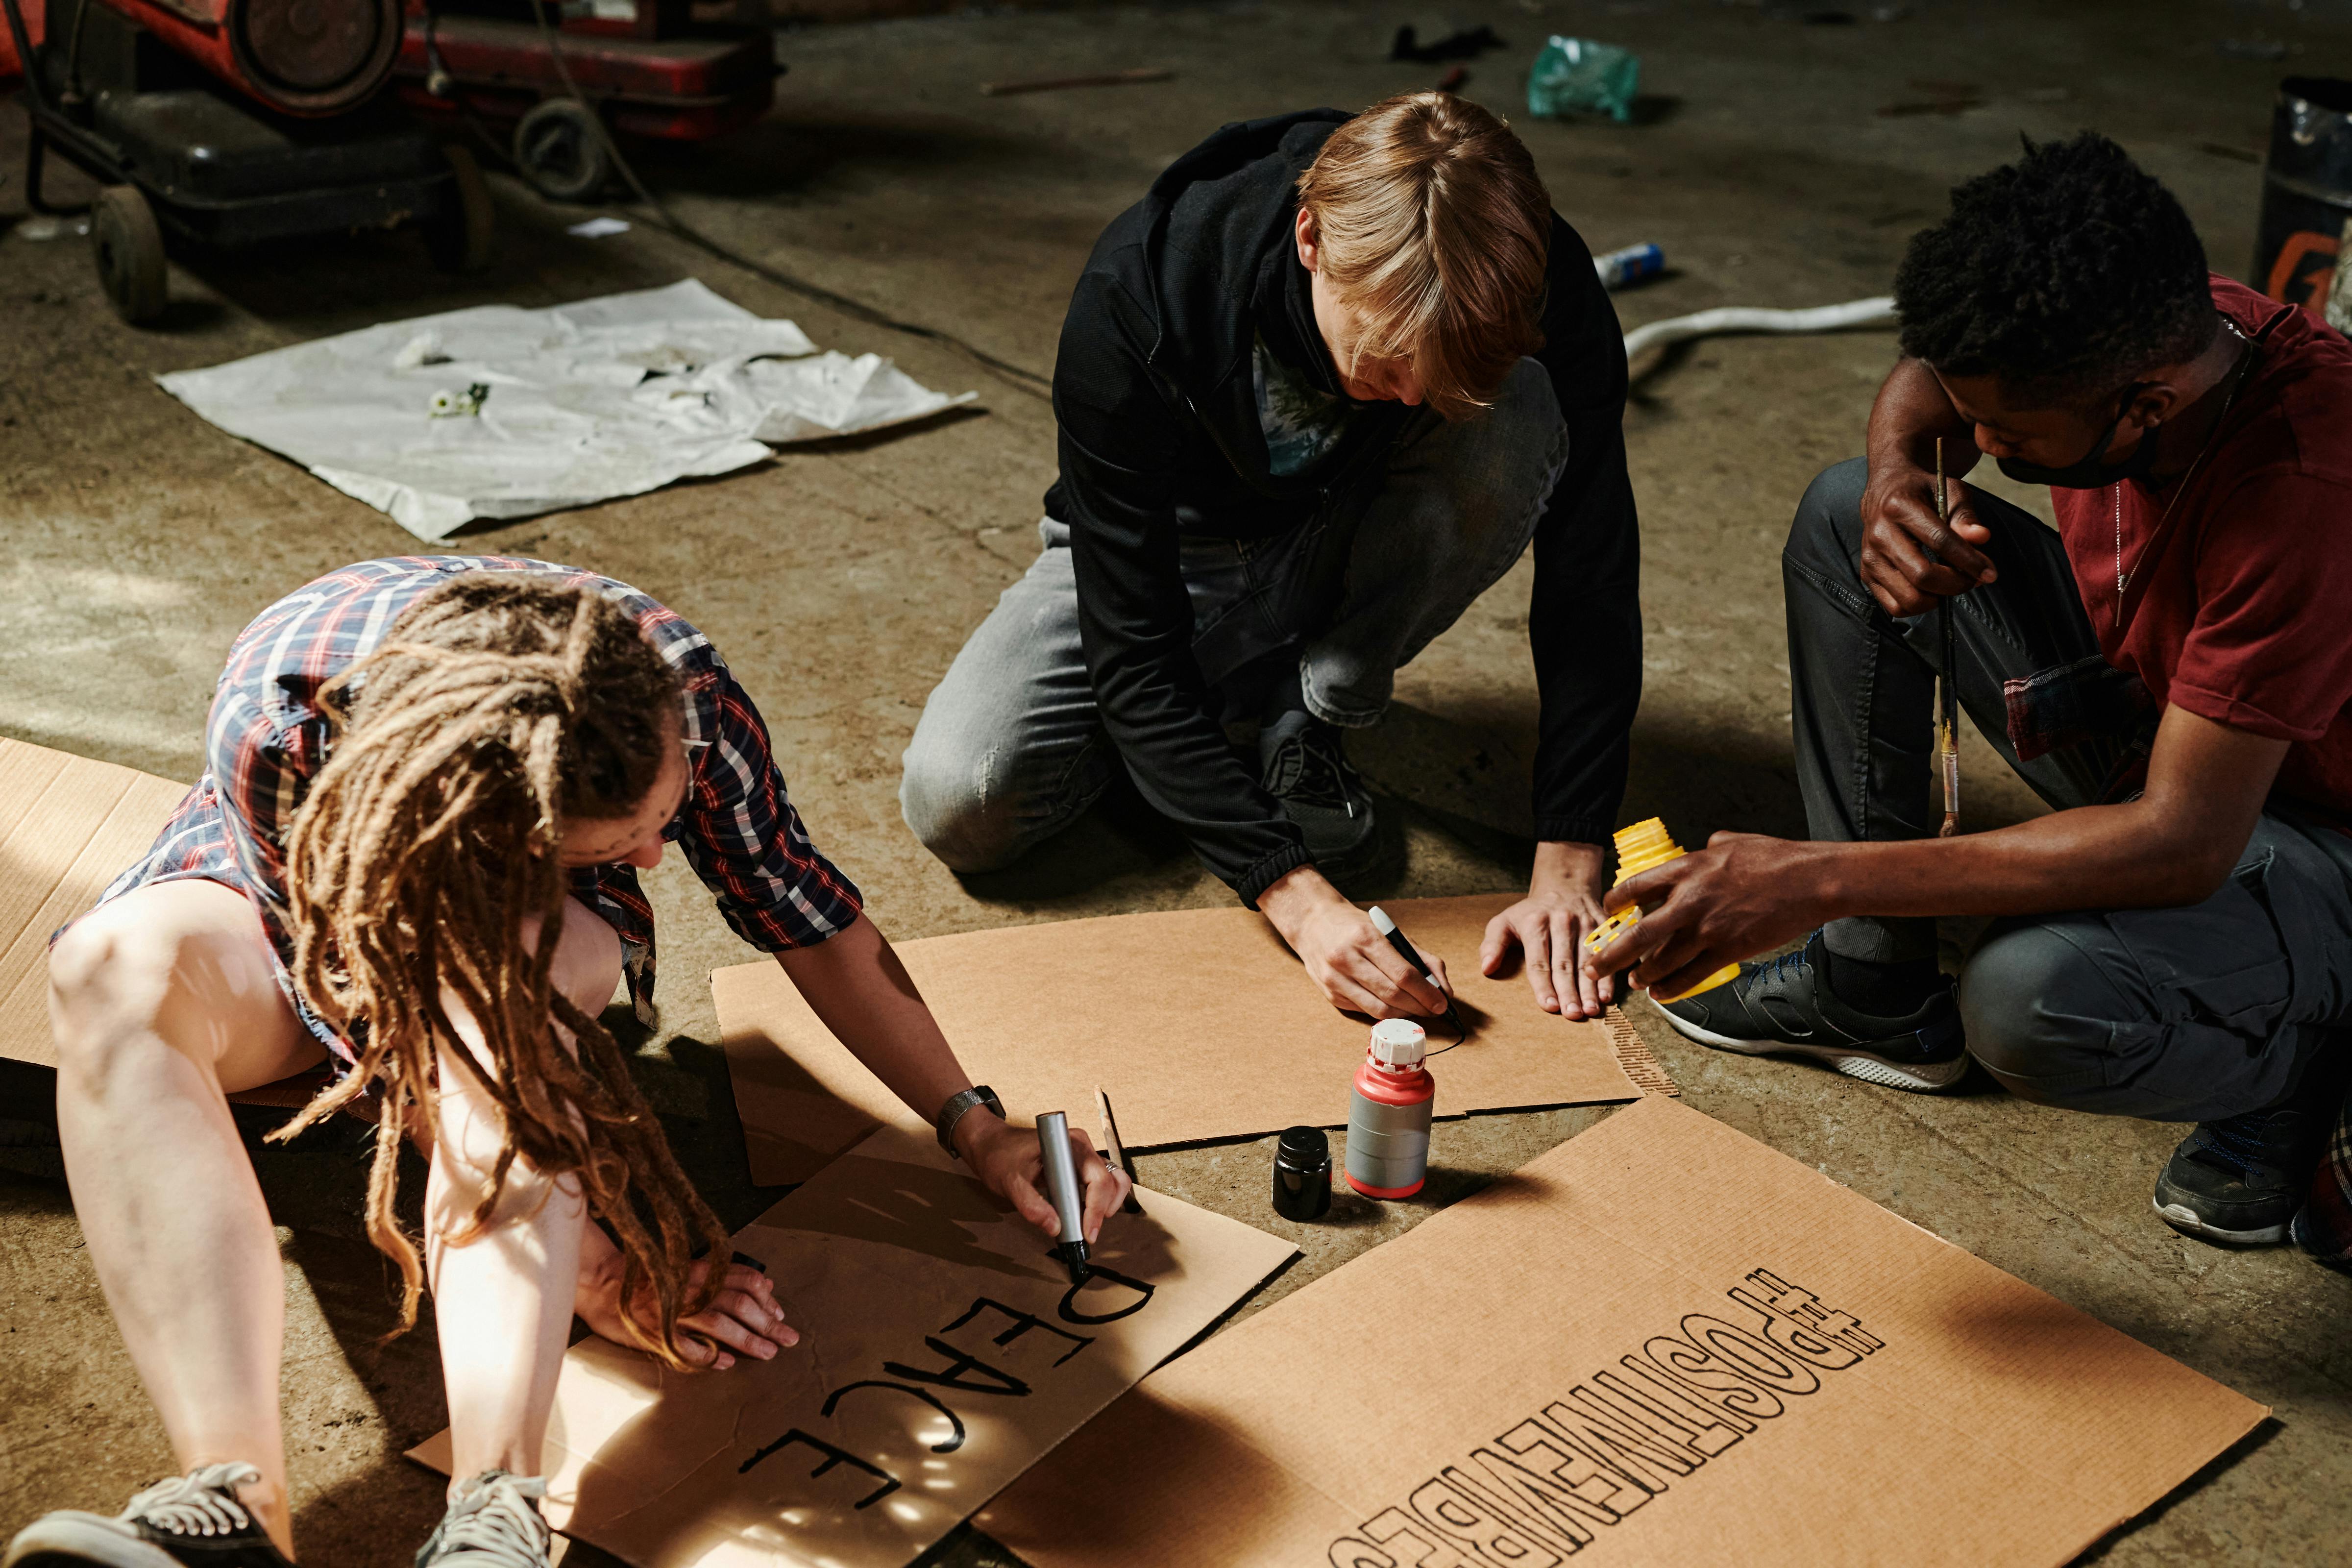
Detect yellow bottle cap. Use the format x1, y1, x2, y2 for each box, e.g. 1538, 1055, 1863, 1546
1611, 817, 1686, 880
1597, 818, 1740, 1000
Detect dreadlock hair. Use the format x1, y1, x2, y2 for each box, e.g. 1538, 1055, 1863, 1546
1893, 132, 2217, 407
270, 574, 729, 1369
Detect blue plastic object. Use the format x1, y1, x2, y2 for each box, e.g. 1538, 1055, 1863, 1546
1527, 36, 1641, 122
1593, 242, 1665, 290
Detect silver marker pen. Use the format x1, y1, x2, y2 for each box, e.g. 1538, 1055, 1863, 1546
1035, 1111, 1092, 1284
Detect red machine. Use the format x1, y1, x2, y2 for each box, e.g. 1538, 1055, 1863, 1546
394, 0, 780, 200
0, 0, 399, 111
103, 0, 399, 113
4, 0, 489, 323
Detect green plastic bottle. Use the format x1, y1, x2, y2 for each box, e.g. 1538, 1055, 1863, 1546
1527, 36, 1641, 123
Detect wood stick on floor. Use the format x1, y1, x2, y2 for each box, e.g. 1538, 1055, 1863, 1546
981, 68, 1174, 97
1096, 1084, 1145, 1214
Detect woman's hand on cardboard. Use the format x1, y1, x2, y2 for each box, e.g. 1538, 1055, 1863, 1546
1579, 832, 1827, 1002
957, 1110, 1131, 1248
1259, 865, 1451, 1020
575, 1243, 798, 1372
1480, 840, 1615, 1020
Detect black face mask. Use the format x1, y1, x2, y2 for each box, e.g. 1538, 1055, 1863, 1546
1995, 385, 2158, 488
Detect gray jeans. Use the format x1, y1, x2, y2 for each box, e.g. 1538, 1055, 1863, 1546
902, 357, 1569, 873
1786, 457, 2352, 1121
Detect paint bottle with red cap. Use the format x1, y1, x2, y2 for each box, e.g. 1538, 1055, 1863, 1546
1346, 1019, 1435, 1200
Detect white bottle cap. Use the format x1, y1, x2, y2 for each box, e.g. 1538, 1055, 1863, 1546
1368, 1018, 1428, 1071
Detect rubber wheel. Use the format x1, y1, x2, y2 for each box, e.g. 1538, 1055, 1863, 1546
514, 98, 612, 202
424, 144, 496, 274
91, 185, 167, 325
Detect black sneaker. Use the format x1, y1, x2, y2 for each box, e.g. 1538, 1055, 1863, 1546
1259, 711, 1378, 880
415, 1472, 551, 1568
1650, 931, 1968, 1092
3, 1464, 291, 1568
2155, 1105, 2337, 1246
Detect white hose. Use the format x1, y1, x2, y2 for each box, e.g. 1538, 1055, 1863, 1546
1622, 296, 1898, 361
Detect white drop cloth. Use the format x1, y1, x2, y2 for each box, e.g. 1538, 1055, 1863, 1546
154, 280, 978, 541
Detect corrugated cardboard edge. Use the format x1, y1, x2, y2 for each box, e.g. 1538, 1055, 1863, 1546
1604, 1004, 1679, 1096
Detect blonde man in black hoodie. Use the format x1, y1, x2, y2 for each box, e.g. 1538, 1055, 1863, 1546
904, 94, 1642, 1028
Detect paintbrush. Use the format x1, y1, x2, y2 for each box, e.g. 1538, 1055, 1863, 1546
1096, 1085, 1145, 1215
1935, 440, 1961, 838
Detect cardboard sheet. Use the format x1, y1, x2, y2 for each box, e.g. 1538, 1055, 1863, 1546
982, 1097, 2268, 1568
0, 737, 191, 1069
0, 737, 341, 1108
410, 1125, 1297, 1568
716, 895, 1649, 1184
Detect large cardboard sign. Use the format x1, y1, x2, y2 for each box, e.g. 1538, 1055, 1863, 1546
411, 1125, 1298, 1568
981, 1097, 2268, 1568
0, 738, 337, 1109
716, 895, 1653, 1185
0, 738, 191, 1069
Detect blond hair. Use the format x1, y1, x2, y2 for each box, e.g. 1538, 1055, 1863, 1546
1295, 93, 1552, 419
273, 576, 728, 1369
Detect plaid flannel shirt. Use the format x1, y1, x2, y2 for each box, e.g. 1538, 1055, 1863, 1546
101, 556, 861, 1058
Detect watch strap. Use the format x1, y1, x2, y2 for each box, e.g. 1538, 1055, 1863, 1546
936, 1085, 1004, 1158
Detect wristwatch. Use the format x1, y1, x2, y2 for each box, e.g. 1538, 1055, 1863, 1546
935, 1085, 1004, 1158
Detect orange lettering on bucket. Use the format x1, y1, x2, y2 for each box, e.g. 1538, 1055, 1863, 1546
2267, 229, 2340, 312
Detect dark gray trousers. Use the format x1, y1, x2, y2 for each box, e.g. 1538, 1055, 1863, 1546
1785, 458, 2352, 1122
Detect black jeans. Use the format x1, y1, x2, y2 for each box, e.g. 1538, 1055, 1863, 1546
1785, 458, 2352, 1121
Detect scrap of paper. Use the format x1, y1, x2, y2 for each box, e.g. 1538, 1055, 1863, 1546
410, 1124, 1296, 1568
156, 279, 976, 540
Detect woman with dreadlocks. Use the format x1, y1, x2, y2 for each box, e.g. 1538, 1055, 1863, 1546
8, 557, 1128, 1568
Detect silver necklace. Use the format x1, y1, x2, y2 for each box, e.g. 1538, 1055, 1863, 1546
2113, 318, 2257, 596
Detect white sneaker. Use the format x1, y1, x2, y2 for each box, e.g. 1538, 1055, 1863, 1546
413, 1473, 551, 1568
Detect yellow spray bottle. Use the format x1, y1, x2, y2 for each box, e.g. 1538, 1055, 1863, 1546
1582, 818, 1740, 1004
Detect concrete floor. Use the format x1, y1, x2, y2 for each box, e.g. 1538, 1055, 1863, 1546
3, 0, 2349, 1562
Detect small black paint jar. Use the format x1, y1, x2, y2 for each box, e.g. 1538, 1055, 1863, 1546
1272, 1125, 1333, 1222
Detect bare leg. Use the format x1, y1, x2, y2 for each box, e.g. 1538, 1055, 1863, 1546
427, 901, 622, 1483
49, 881, 325, 1556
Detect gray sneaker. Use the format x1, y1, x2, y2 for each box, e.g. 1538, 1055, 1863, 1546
3, 1464, 292, 1568
414, 1473, 551, 1568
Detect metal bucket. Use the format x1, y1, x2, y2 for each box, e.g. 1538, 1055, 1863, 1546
2256, 76, 2352, 314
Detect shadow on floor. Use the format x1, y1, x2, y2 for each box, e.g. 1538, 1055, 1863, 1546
623, 109, 1074, 202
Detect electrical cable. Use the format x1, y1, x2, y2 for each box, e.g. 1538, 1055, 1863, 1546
62, 0, 94, 105
526, 0, 1052, 399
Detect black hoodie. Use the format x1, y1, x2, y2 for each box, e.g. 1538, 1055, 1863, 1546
1046, 109, 1642, 906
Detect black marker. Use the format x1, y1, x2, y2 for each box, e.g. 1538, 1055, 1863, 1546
1035, 1111, 1093, 1285
1368, 906, 1466, 1042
